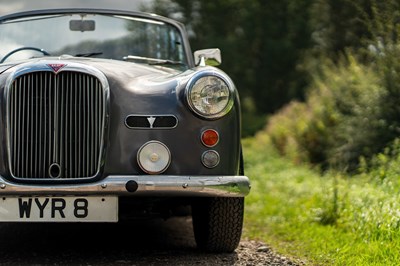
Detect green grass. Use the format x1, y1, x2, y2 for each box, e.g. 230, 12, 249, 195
242, 136, 400, 265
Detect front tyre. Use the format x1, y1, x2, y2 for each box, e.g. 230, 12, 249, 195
191, 197, 244, 253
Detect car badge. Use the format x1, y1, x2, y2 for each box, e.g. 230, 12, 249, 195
47, 63, 66, 73
147, 116, 156, 128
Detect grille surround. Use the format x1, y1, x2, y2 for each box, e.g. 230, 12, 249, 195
6, 63, 109, 182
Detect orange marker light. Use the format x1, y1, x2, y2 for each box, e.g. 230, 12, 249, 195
201, 129, 219, 147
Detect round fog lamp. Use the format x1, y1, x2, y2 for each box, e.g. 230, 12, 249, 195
137, 141, 171, 174
201, 150, 220, 168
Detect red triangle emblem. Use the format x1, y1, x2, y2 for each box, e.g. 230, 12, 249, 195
47, 64, 66, 73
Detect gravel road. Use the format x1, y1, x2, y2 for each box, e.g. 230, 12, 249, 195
0, 217, 305, 265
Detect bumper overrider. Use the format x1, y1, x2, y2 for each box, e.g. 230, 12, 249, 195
0, 175, 251, 197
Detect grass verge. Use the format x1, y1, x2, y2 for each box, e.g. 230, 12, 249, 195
242, 135, 400, 265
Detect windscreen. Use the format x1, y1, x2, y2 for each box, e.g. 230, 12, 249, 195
0, 13, 187, 65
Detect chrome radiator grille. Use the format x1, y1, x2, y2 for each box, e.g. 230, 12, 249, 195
8, 71, 106, 179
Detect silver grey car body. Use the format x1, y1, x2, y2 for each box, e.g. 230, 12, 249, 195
0, 9, 250, 252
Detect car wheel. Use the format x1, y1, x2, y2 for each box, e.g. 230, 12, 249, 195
191, 196, 244, 253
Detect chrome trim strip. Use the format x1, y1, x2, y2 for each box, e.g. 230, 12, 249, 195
0, 175, 251, 197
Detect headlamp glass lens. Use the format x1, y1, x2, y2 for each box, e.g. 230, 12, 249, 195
189, 76, 230, 116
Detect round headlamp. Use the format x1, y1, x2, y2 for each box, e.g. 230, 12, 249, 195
186, 71, 234, 119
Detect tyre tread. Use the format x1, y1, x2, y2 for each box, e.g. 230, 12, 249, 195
192, 197, 244, 253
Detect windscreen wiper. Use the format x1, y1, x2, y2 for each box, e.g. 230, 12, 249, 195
149, 60, 186, 66
75, 52, 103, 57
123, 55, 184, 66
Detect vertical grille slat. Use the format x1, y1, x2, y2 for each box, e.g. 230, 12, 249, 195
8, 71, 105, 180
34, 76, 38, 177
48, 75, 53, 177
22, 77, 27, 177
38, 73, 43, 177
79, 75, 82, 175
59, 74, 64, 177
69, 73, 73, 178
43, 73, 47, 178
29, 75, 33, 177
75, 75, 79, 177
90, 77, 94, 175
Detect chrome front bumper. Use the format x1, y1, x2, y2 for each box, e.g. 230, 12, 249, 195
0, 175, 251, 197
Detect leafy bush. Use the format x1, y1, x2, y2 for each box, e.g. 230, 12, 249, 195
319, 56, 384, 169
265, 54, 384, 169
263, 0, 400, 171
264, 101, 310, 164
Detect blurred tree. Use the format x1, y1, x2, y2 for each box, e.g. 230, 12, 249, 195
243, 0, 314, 113
310, 0, 372, 58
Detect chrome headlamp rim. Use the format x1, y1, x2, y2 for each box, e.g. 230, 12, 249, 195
185, 69, 235, 120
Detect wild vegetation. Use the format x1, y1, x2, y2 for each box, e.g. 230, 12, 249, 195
146, 0, 400, 264
265, 0, 400, 170
243, 135, 400, 265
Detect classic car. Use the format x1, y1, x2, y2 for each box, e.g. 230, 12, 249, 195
0, 8, 250, 252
